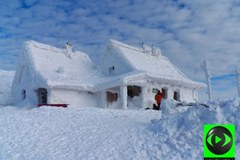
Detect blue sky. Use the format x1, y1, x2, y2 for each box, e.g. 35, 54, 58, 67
1, 0, 240, 100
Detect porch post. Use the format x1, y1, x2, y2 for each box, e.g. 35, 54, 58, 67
120, 85, 127, 109
101, 90, 107, 108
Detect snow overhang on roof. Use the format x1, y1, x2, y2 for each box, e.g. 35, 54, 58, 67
94, 70, 206, 91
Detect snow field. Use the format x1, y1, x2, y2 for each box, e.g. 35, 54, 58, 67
1, 99, 239, 160
0, 106, 162, 160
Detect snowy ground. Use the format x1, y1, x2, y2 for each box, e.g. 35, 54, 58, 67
0, 70, 239, 160
0, 107, 160, 160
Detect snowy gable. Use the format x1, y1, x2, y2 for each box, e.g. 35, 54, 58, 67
106, 40, 204, 88
100, 42, 132, 75
108, 40, 187, 80
24, 41, 104, 91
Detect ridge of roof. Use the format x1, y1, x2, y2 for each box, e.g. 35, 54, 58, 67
109, 39, 144, 53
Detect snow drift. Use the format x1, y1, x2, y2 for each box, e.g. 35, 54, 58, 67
150, 99, 240, 159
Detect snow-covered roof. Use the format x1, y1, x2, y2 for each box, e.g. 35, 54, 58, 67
107, 40, 205, 88
24, 40, 110, 91
24, 41, 149, 91
22, 40, 204, 92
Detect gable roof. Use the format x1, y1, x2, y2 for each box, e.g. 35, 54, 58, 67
23, 40, 108, 91
107, 40, 205, 88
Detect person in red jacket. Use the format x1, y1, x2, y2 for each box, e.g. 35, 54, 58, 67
154, 90, 163, 110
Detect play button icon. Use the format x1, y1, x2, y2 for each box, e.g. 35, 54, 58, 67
206, 126, 233, 155
215, 136, 221, 144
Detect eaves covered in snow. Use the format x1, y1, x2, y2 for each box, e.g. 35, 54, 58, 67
95, 70, 205, 91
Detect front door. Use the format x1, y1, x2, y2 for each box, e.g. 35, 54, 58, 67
37, 88, 48, 104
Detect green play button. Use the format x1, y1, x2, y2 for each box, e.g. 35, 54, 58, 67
206, 128, 233, 148
204, 125, 235, 157
215, 136, 221, 144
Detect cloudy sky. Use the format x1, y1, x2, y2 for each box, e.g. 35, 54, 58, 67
1, 0, 240, 100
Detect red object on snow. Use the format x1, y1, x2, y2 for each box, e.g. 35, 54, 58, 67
38, 104, 68, 108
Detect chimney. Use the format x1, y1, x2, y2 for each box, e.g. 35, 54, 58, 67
65, 42, 73, 58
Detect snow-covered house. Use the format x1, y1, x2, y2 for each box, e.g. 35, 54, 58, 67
12, 40, 205, 109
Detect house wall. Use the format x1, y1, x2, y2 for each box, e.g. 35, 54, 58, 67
141, 80, 197, 108
12, 65, 40, 105
180, 88, 196, 102
49, 88, 97, 107
99, 79, 199, 109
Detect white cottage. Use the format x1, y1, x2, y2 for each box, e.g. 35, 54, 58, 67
12, 40, 205, 109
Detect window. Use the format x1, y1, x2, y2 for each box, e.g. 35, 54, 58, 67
108, 66, 115, 74
106, 91, 118, 103
161, 88, 168, 99
22, 89, 26, 100
127, 86, 141, 98
173, 91, 180, 101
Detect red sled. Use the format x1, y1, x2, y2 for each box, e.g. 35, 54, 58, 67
38, 104, 68, 108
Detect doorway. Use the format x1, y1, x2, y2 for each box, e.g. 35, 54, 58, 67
173, 91, 180, 101
161, 88, 168, 99
37, 88, 48, 104
127, 85, 141, 98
